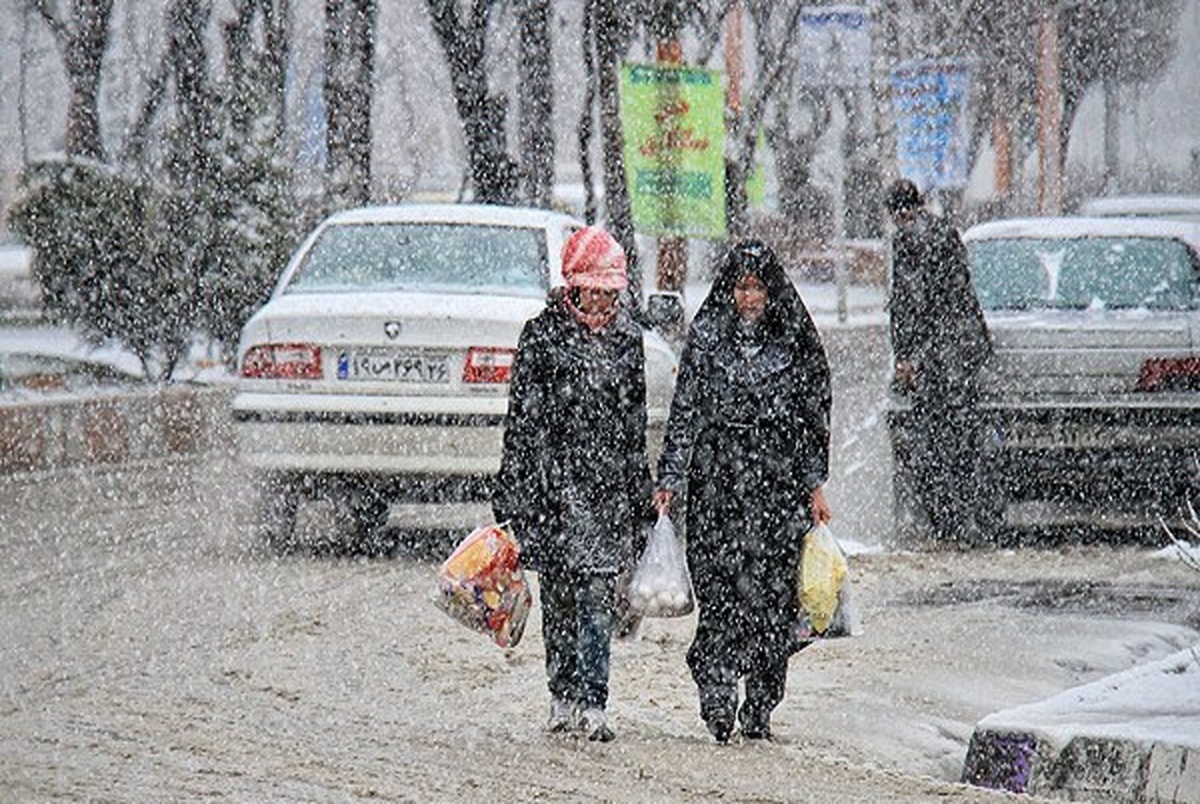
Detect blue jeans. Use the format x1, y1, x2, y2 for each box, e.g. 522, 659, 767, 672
538, 570, 616, 710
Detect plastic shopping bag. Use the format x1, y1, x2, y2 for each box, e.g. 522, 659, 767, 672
434, 522, 533, 648
795, 523, 862, 640
627, 513, 694, 617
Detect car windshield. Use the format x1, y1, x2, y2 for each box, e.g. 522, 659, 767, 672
285, 222, 548, 296
968, 236, 1197, 311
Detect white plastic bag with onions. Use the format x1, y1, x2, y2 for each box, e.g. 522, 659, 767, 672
626, 513, 694, 617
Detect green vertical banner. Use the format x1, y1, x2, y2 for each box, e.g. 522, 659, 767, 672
620, 63, 726, 239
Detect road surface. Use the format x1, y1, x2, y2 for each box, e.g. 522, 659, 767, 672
2, 455, 1197, 802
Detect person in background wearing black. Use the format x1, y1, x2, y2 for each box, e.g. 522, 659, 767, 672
654, 240, 832, 744
884, 178, 993, 545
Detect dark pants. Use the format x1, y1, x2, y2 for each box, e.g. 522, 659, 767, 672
687, 563, 796, 731
910, 401, 985, 542
538, 569, 616, 710
688, 633, 789, 730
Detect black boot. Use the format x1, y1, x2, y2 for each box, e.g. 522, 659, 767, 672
705, 712, 735, 744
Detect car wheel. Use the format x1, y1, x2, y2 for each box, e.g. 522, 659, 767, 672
347, 483, 393, 556
258, 472, 300, 554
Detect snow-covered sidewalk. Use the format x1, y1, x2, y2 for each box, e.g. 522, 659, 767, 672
963, 642, 1200, 801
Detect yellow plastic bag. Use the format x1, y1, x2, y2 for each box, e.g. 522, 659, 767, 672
797, 523, 849, 635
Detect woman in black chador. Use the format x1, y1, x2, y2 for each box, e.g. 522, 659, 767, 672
654, 240, 832, 743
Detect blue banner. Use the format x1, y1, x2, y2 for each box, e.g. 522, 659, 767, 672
890, 60, 971, 191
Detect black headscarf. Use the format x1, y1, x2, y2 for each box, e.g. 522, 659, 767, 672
694, 239, 814, 347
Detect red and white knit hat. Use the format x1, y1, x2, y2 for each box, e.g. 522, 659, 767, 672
561, 226, 628, 290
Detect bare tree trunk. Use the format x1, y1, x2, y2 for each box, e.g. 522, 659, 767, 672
263, 0, 292, 141
32, 0, 114, 161
516, 0, 553, 208
347, 0, 376, 201
223, 0, 258, 133
725, 1, 803, 239
578, 0, 598, 223
167, 0, 215, 177
426, 0, 517, 206
220, 0, 291, 140
325, 0, 376, 205
18, 1, 33, 168
593, 0, 638, 281
120, 55, 172, 165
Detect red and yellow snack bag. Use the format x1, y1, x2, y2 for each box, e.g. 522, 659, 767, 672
434, 523, 533, 648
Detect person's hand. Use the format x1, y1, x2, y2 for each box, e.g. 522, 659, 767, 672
809, 485, 832, 525
894, 359, 918, 391
653, 489, 673, 516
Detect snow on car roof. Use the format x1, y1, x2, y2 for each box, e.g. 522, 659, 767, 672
1078, 195, 1200, 218
963, 216, 1200, 254
0, 327, 143, 379
323, 203, 584, 229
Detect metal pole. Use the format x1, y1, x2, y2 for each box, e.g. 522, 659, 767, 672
655, 36, 687, 293
833, 96, 849, 323
1036, 3, 1063, 215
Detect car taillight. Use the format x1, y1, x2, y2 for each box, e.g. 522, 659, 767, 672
463, 347, 515, 384
241, 343, 323, 380
1137, 357, 1200, 392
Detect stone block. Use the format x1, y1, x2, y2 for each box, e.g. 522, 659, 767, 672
83, 400, 127, 464
0, 405, 46, 471
1146, 745, 1200, 804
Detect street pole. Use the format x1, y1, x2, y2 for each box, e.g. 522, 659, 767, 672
832, 98, 849, 323
1036, 3, 1063, 215
655, 30, 687, 293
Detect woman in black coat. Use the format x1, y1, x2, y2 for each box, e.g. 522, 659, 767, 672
654, 240, 832, 743
493, 226, 653, 743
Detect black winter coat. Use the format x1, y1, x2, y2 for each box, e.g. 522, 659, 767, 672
493, 294, 653, 575
657, 261, 831, 668
888, 210, 992, 406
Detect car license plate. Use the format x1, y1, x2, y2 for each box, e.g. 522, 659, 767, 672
1001, 421, 1131, 450
336, 351, 450, 383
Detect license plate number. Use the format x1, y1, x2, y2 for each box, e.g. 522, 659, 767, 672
336, 351, 450, 383
1002, 422, 1129, 449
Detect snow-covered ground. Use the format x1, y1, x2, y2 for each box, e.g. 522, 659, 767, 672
1, 275, 1197, 800
978, 642, 1200, 751
1, 456, 1197, 801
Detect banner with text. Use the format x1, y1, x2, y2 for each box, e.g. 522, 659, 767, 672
620, 64, 726, 239
890, 59, 971, 191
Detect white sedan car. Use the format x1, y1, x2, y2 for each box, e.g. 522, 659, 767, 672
1077, 194, 1200, 224
233, 204, 678, 551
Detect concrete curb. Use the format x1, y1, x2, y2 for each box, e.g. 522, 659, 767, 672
962, 647, 1200, 802
0, 385, 231, 475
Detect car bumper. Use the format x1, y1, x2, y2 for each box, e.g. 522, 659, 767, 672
232, 392, 667, 477
888, 402, 1200, 503
233, 409, 508, 475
